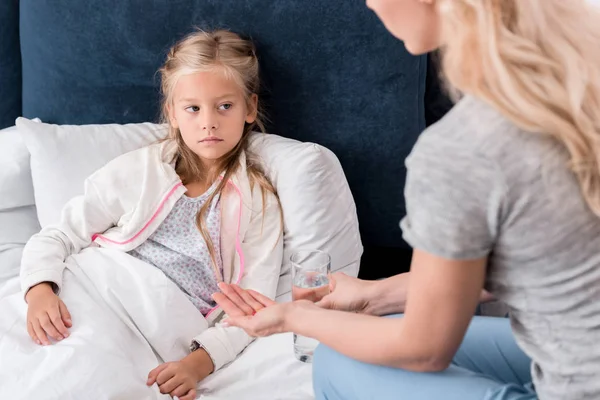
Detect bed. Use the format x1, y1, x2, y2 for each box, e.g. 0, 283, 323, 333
0, 1, 428, 398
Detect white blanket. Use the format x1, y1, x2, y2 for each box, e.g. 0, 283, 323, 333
0, 247, 313, 400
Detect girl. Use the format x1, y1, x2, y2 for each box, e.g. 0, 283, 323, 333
214, 1, 600, 399
21, 29, 283, 400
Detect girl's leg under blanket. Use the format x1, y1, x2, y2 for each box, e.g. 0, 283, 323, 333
312, 316, 536, 400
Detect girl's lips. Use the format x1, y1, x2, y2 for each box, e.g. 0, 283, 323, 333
199, 137, 223, 143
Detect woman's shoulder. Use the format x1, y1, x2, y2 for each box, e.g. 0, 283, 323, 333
414, 95, 555, 166
420, 96, 518, 150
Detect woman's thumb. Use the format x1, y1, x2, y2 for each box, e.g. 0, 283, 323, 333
316, 294, 333, 309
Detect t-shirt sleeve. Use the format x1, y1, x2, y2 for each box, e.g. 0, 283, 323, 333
400, 134, 506, 260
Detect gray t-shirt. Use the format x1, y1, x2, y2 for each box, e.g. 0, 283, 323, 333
401, 95, 600, 400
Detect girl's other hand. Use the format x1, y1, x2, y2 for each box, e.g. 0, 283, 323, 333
25, 282, 72, 345
147, 348, 214, 400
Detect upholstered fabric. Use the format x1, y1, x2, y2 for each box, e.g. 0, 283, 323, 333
16, 0, 427, 276
0, 0, 21, 129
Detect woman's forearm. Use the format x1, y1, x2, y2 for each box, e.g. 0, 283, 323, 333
364, 272, 410, 316
363, 272, 491, 316
286, 303, 444, 371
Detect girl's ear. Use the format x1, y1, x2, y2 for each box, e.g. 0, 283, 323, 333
167, 104, 179, 129
245, 94, 259, 124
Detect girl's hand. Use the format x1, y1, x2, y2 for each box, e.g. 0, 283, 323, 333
212, 283, 276, 317
147, 348, 214, 400
25, 282, 72, 345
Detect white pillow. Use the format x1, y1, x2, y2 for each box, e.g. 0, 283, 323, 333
248, 134, 362, 298
16, 117, 168, 227
0, 123, 42, 284
0, 205, 41, 283
0, 122, 38, 210
16, 118, 363, 299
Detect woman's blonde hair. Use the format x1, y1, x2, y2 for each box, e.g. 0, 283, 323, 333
159, 29, 282, 275
438, 0, 600, 215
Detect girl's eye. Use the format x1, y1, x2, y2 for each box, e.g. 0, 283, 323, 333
218, 103, 232, 111
185, 106, 200, 113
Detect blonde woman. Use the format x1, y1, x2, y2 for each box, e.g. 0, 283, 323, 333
213, 0, 600, 399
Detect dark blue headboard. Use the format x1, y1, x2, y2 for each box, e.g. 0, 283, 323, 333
0, 0, 21, 128
4, 0, 431, 279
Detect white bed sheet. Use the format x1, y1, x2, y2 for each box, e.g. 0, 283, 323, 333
0, 248, 314, 400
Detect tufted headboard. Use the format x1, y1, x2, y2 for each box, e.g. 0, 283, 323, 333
1, 0, 451, 279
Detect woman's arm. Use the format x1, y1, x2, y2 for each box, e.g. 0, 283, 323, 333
362, 273, 411, 316
292, 250, 486, 371
229, 249, 486, 372
321, 267, 492, 317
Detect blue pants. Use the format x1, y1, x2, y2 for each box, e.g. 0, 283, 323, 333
312, 316, 536, 400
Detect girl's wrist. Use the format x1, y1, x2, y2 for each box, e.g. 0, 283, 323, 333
184, 347, 215, 380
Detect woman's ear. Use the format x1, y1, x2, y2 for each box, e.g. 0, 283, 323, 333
167, 104, 179, 129
245, 94, 259, 124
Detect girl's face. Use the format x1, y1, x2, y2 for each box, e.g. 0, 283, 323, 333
168, 68, 257, 167
366, 0, 442, 55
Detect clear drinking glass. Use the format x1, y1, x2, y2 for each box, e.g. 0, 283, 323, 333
291, 249, 331, 363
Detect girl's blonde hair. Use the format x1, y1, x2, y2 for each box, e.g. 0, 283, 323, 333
159, 29, 282, 275
437, 0, 600, 215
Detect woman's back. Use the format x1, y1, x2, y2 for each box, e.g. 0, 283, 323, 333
402, 95, 600, 398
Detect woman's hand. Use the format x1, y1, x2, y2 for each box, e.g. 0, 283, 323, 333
25, 282, 72, 345
222, 299, 316, 338
317, 272, 376, 313
147, 348, 214, 400
212, 283, 276, 317
213, 284, 309, 337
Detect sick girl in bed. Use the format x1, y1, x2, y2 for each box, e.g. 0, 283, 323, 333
20, 29, 283, 400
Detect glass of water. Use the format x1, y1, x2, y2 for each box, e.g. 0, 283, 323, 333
291, 249, 331, 363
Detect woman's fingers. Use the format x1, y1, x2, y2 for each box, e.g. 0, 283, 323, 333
216, 283, 254, 315
246, 289, 276, 307
213, 283, 277, 319
328, 273, 337, 292
231, 285, 265, 312
222, 315, 252, 331
212, 292, 247, 317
